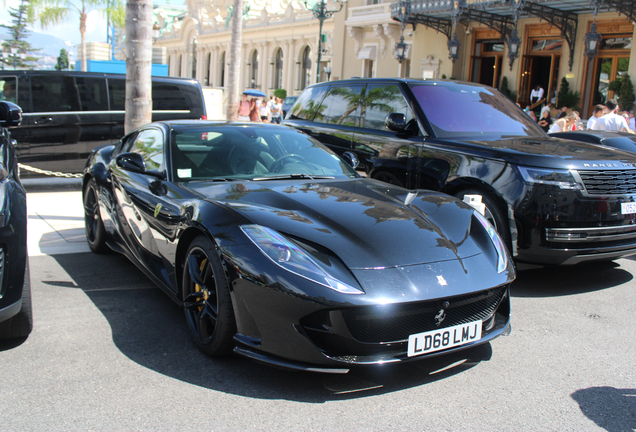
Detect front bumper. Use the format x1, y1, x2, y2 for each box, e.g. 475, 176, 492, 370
514, 184, 636, 265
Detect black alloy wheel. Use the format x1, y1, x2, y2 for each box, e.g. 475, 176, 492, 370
182, 236, 236, 357
83, 179, 108, 253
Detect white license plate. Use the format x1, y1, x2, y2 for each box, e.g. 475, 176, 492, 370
407, 321, 482, 357
622, 203, 636, 215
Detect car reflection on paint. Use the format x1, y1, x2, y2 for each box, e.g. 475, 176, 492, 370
82, 121, 514, 373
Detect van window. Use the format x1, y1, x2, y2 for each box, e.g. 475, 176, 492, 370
0, 76, 26, 107
362, 84, 414, 131
287, 85, 328, 120
108, 79, 126, 110
314, 85, 363, 127
31, 76, 107, 112
153, 84, 189, 111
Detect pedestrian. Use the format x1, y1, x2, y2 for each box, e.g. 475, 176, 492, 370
540, 102, 553, 119
537, 109, 553, 132
530, 84, 544, 107
259, 98, 271, 122
589, 99, 633, 133
238, 93, 251, 121
557, 106, 568, 119
629, 111, 636, 132
548, 112, 579, 133
249, 98, 261, 122
586, 104, 606, 130
269, 97, 283, 124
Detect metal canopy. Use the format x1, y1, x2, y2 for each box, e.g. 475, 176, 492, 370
391, 0, 633, 71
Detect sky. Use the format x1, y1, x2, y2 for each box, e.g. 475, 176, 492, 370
0, 0, 185, 51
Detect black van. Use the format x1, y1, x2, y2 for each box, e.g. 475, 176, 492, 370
0, 71, 206, 174
284, 78, 636, 266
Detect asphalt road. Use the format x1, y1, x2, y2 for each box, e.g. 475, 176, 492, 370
1, 182, 635, 431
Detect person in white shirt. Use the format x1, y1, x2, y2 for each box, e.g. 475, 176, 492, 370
540, 102, 553, 119
269, 97, 283, 124
586, 104, 606, 130
548, 112, 579, 133
530, 85, 544, 106
590, 99, 633, 133
258, 99, 270, 122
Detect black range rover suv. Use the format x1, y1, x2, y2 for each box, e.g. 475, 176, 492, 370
284, 78, 636, 266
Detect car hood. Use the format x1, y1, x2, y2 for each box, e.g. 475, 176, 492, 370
186, 178, 502, 271
429, 135, 636, 170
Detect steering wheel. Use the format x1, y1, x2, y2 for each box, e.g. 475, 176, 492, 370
270, 154, 305, 172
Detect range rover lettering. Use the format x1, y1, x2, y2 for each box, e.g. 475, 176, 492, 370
284, 78, 636, 266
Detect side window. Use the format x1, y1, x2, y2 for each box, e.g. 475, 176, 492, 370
0, 76, 28, 109
108, 79, 126, 110
314, 85, 363, 126
152, 84, 189, 111
362, 84, 414, 131
129, 129, 165, 171
288, 86, 328, 120
73, 77, 108, 111
32, 76, 70, 112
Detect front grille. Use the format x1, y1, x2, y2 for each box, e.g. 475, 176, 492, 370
302, 286, 507, 344
578, 170, 636, 195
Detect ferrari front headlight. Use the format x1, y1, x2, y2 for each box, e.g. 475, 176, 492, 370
241, 225, 364, 294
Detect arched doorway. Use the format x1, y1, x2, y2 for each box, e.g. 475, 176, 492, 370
301, 46, 311, 90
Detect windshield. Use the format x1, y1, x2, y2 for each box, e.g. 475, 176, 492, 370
171, 126, 357, 181
409, 83, 545, 138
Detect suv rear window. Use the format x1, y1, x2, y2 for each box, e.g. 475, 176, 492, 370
287, 86, 328, 120
314, 85, 363, 126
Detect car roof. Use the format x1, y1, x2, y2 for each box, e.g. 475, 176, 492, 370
303, 77, 478, 88
153, 120, 295, 129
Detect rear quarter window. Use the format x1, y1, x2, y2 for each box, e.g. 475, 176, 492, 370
287, 86, 328, 120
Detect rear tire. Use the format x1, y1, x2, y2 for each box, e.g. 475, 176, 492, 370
0, 259, 33, 340
84, 179, 109, 254
455, 188, 512, 251
372, 171, 404, 188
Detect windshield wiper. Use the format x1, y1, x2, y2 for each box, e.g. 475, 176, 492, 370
252, 174, 335, 181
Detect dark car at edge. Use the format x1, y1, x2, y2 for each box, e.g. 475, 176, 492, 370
0, 101, 31, 341
284, 78, 636, 266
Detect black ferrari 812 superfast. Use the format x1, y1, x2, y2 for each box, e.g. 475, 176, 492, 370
83, 121, 514, 373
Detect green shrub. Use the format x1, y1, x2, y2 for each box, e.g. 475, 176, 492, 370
557, 77, 580, 110
619, 73, 635, 112
273, 88, 287, 100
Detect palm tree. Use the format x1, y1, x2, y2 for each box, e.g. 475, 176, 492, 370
29, 0, 124, 72
226, 0, 243, 121
124, 0, 152, 133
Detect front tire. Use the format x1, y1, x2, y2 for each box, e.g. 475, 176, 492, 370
83, 179, 108, 254
0, 259, 33, 340
455, 188, 512, 251
182, 236, 236, 357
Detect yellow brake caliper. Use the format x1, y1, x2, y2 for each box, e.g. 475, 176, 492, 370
194, 259, 209, 311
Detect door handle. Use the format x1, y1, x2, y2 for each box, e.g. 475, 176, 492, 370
34, 117, 53, 125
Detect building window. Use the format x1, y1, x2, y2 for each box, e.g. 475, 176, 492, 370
250, 50, 259, 88
274, 48, 283, 90
204, 52, 211, 87
167, 55, 171, 76
470, 39, 503, 89
190, 38, 197, 79
178, 54, 182, 77
363, 59, 374, 78
219, 51, 226, 87
301, 46, 311, 90
400, 59, 411, 78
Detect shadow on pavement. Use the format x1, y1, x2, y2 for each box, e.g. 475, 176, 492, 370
44, 251, 493, 402
571, 386, 636, 432
511, 261, 632, 298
